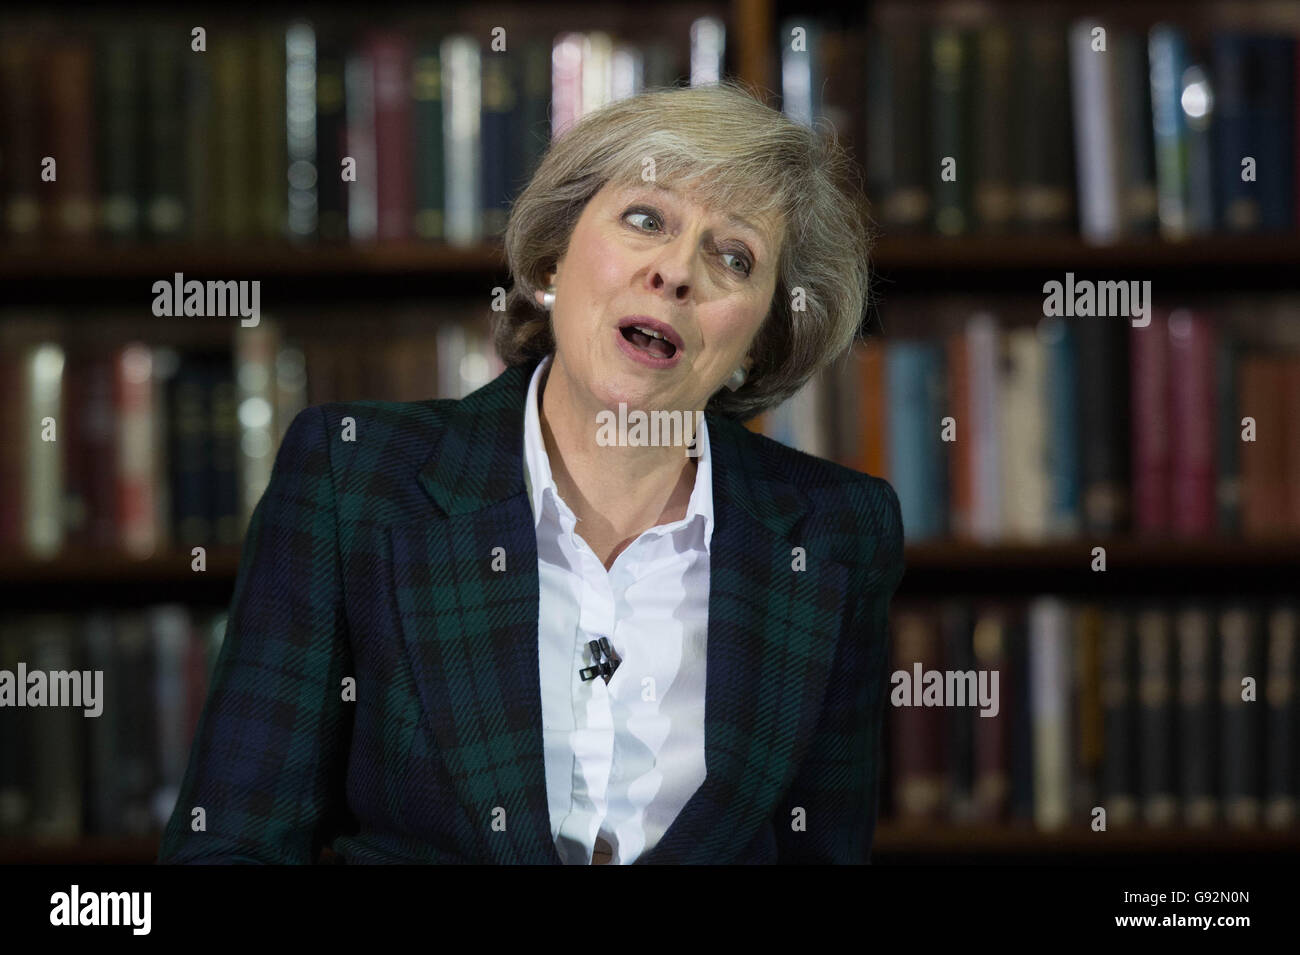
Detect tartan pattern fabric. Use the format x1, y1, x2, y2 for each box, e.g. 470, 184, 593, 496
157, 358, 905, 864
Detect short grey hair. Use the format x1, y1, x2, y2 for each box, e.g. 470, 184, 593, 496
495, 79, 871, 420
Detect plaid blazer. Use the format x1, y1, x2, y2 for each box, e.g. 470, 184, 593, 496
158, 358, 904, 864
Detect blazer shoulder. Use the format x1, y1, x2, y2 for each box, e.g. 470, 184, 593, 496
730, 419, 902, 536
723, 419, 903, 576
295, 397, 458, 470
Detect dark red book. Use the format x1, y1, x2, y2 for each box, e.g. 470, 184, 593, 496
45, 37, 96, 238
1238, 355, 1288, 538
1130, 310, 1171, 535
366, 32, 413, 241
1167, 310, 1217, 536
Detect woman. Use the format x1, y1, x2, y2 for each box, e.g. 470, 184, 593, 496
158, 80, 904, 865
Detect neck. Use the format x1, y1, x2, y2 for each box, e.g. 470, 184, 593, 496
538, 355, 699, 552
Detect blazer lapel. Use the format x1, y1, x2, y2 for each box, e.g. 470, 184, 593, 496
390, 362, 853, 865
390, 362, 560, 864
634, 414, 853, 864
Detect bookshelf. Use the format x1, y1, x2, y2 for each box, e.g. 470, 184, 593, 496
2, 0, 1299, 863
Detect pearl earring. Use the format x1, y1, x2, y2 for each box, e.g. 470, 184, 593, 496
541, 285, 556, 310
725, 366, 747, 392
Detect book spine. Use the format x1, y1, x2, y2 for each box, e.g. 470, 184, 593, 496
942, 602, 976, 821
866, 16, 929, 232
315, 31, 348, 242
1148, 25, 1190, 240
412, 39, 445, 241
253, 25, 288, 241
886, 341, 947, 541
344, 48, 378, 241
115, 345, 157, 556
973, 25, 1013, 232
1238, 356, 1286, 538
1130, 310, 1171, 536
1220, 605, 1263, 827
930, 27, 972, 236
1265, 604, 1298, 828
967, 315, 1002, 542
145, 27, 186, 239
1167, 310, 1217, 536
0, 36, 43, 238
1176, 605, 1217, 826
24, 343, 65, 558
1077, 319, 1130, 534
442, 35, 482, 246
99, 29, 141, 241
286, 23, 318, 241
1029, 597, 1070, 829
1211, 34, 1260, 232
368, 32, 413, 241
1115, 31, 1158, 234
890, 609, 946, 820
1073, 605, 1103, 820
1068, 19, 1122, 243
28, 615, 83, 837
209, 357, 241, 547
1137, 607, 1176, 826
481, 46, 517, 238
1000, 326, 1047, 540
1042, 317, 1081, 537
1015, 26, 1072, 231
1216, 330, 1242, 534
1100, 608, 1138, 825
212, 31, 254, 240
972, 608, 1009, 822
1252, 36, 1296, 232
945, 332, 971, 536
47, 38, 97, 238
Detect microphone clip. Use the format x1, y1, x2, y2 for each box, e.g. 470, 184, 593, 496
578, 636, 621, 683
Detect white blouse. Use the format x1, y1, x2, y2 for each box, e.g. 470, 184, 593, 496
522, 354, 713, 865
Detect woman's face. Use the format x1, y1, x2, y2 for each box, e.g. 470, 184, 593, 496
538, 179, 782, 416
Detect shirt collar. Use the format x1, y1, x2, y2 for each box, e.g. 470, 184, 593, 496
522, 353, 714, 551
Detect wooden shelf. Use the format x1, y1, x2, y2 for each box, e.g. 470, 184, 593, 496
3, 826, 1295, 864
0, 240, 507, 280
3, 540, 1298, 606
2, 234, 1298, 284
904, 537, 1300, 570
4, 539, 1300, 581
872, 823, 1300, 854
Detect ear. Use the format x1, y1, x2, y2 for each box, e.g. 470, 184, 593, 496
533, 270, 557, 306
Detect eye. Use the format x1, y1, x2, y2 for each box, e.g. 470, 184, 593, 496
623, 208, 663, 233
720, 250, 753, 277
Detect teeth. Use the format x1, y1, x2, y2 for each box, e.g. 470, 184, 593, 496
634, 325, 666, 340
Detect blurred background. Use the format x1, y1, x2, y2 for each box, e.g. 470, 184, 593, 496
1, 0, 1298, 864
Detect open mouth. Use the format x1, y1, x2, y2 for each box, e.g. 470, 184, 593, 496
620, 324, 678, 360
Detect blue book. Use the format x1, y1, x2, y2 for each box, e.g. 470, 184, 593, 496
886, 341, 947, 541
1041, 317, 1081, 536
1250, 36, 1296, 232
1149, 25, 1191, 239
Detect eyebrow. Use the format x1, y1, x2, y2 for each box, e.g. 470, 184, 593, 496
627, 184, 771, 256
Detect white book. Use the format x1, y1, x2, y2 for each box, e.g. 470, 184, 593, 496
442, 35, 481, 246
1000, 326, 1048, 541
1068, 19, 1122, 244
24, 343, 64, 558
1030, 597, 1072, 831
966, 313, 1002, 542
344, 50, 377, 241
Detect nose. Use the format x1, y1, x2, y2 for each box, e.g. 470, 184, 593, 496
646, 235, 696, 303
